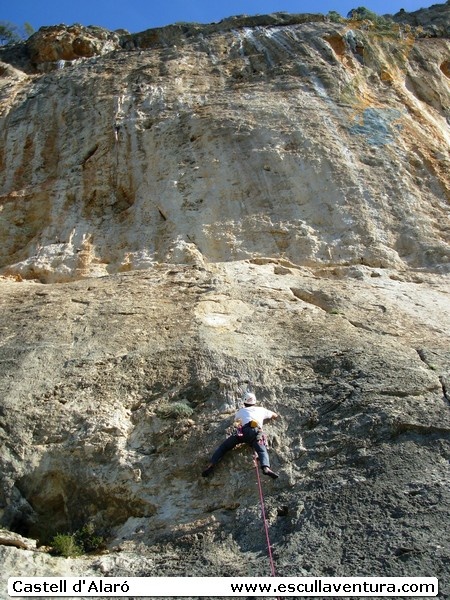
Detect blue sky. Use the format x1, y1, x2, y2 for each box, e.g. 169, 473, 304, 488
2, 0, 440, 33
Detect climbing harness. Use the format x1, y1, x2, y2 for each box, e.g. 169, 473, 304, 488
236, 420, 260, 437
253, 451, 277, 578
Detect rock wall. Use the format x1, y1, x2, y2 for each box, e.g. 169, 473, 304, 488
0, 5, 449, 599
0, 11, 449, 283
0, 261, 449, 595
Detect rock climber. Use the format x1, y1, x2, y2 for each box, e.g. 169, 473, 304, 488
202, 391, 279, 479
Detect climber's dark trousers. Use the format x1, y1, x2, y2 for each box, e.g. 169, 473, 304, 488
210, 427, 270, 468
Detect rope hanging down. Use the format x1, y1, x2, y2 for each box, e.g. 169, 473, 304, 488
253, 451, 277, 578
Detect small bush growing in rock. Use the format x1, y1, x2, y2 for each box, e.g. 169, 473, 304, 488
157, 401, 194, 419
51, 524, 104, 557
347, 6, 379, 21
327, 11, 344, 23
347, 6, 395, 31
74, 523, 104, 553
51, 533, 83, 558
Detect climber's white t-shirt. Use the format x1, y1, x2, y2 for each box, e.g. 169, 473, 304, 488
234, 406, 275, 428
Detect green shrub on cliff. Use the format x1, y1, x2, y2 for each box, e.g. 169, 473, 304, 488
0, 21, 34, 45
157, 400, 194, 419
51, 533, 83, 558
74, 523, 104, 553
51, 524, 104, 557
348, 6, 380, 21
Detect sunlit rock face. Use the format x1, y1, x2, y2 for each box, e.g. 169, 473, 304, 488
0, 11, 449, 282
0, 7, 449, 598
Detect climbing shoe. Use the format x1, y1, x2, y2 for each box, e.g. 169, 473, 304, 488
202, 464, 215, 478
262, 467, 279, 479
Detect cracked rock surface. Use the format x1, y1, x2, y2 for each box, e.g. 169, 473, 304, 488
0, 262, 449, 597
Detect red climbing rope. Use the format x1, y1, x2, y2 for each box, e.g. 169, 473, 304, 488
253, 452, 277, 578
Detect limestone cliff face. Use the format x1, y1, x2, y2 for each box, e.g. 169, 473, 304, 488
0, 6, 449, 599
0, 9, 449, 282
